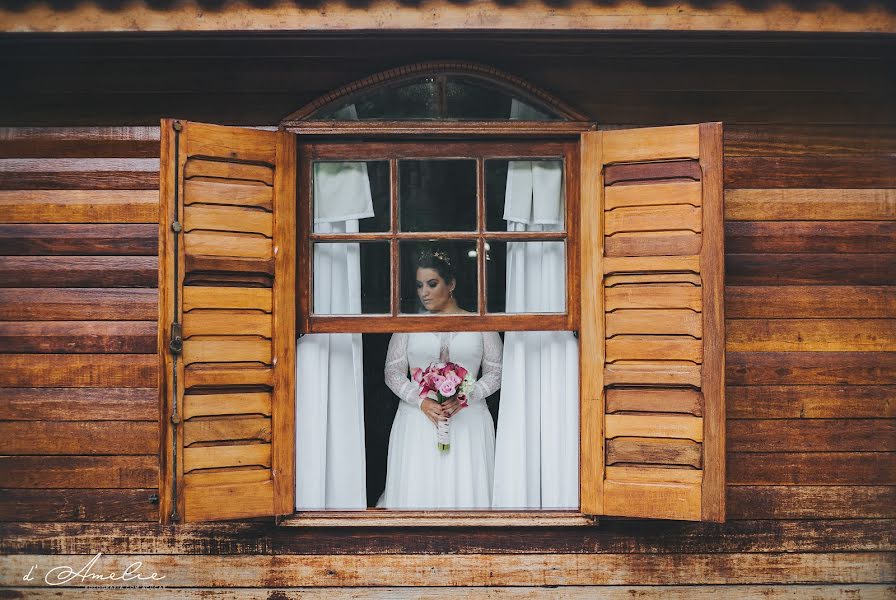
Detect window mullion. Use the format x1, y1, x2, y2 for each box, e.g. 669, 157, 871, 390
390, 158, 399, 317
476, 157, 486, 315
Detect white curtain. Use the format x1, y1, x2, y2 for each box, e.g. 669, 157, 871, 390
493, 103, 579, 508
295, 128, 373, 509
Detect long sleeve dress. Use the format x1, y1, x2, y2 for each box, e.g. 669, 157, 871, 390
379, 331, 503, 509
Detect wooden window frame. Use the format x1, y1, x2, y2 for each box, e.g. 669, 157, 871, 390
297, 138, 581, 335
284, 125, 595, 526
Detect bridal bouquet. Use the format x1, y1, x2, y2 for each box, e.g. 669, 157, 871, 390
412, 361, 475, 452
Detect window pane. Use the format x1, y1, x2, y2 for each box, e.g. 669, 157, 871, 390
399, 160, 476, 232
313, 242, 390, 315
313, 161, 390, 233
485, 159, 565, 231
400, 241, 478, 314
487, 240, 566, 314
311, 78, 440, 120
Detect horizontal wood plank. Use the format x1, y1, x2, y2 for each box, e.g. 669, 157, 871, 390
728, 419, 896, 453
183, 392, 272, 419
183, 443, 272, 472
0, 288, 157, 321
183, 416, 271, 446
726, 319, 896, 352
0, 223, 156, 255
1, 586, 894, 599
0, 256, 158, 287
606, 388, 703, 416
725, 221, 896, 254
0, 171, 159, 190
0, 353, 157, 387
727, 385, 895, 419
724, 124, 896, 156
0, 126, 160, 158
4, 552, 891, 586
728, 452, 896, 485
725, 156, 896, 188
0, 189, 159, 223
606, 437, 702, 468
0, 387, 156, 420
0, 455, 157, 488
1, 519, 894, 555
0, 421, 157, 455
725, 286, 896, 318
725, 189, 896, 221
726, 254, 896, 285
726, 352, 896, 385
0, 320, 156, 353
0, 489, 158, 522
728, 486, 896, 520
604, 180, 701, 210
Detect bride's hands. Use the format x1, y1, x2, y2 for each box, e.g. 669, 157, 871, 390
420, 398, 462, 425
420, 399, 446, 425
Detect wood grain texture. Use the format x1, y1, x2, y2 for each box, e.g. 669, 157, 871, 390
725, 221, 896, 254
1, 586, 894, 599
0, 489, 158, 522
0, 189, 159, 223
0, 387, 157, 420
726, 319, 896, 352
0, 353, 157, 387
726, 352, 896, 385
726, 254, 896, 285
728, 419, 896, 453
0, 421, 158, 455
727, 385, 895, 419
725, 286, 896, 318
0, 256, 158, 287
0, 320, 156, 353
0, 455, 158, 488
3, 552, 892, 586
0, 224, 158, 255
728, 486, 896, 520
728, 452, 896, 485
0, 126, 160, 158
725, 189, 895, 221
1, 519, 893, 555
725, 156, 896, 188
724, 124, 896, 157
0, 171, 158, 190
0, 288, 157, 321
3, 0, 896, 32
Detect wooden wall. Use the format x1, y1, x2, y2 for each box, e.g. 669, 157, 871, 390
0, 33, 894, 597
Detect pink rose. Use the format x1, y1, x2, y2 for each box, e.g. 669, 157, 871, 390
430, 374, 447, 389
454, 364, 468, 379
445, 371, 462, 386
438, 381, 457, 397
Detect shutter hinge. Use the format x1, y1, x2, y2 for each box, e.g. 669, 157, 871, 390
171, 221, 182, 233
169, 322, 183, 354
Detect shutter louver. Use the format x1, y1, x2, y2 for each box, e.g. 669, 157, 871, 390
159, 120, 295, 523
580, 123, 725, 522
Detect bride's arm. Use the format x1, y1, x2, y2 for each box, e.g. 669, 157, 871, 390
384, 333, 425, 409
468, 331, 504, 405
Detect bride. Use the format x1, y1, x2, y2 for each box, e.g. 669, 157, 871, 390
378, 249, 503, 509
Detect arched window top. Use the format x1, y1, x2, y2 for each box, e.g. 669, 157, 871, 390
283, 62, 587, 123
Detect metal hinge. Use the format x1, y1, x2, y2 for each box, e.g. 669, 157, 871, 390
169, 322, 183, 354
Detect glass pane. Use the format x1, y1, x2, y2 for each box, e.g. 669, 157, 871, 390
313, 242, 390, 315
487, 240, 566, 314
399, 160, 476, 232
313, 161, 390, 233
311, 78, 440, 120
400, 241, 478, 314
444, 77, 512, 119
485, 159, 565, 231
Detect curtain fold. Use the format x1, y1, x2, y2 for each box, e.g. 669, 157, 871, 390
295, 151, 371, 510
492, 147, 579, 509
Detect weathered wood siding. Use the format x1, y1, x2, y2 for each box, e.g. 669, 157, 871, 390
0, 34, 893, 596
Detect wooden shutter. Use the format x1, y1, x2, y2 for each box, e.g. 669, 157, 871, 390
580, 123, 725, 522
159, 120, 296, 523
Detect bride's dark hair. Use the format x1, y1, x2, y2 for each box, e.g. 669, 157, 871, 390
415, 246, 456, 284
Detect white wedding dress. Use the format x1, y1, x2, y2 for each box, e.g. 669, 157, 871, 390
379, 331, 503, 509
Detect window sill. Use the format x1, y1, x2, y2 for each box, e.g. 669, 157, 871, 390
278, 510, 597, 527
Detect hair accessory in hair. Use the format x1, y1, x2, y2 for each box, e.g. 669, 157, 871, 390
417, 247, 452, 269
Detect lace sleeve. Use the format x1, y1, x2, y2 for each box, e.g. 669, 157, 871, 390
468, 331, 503, 405
384, 333, 424, 409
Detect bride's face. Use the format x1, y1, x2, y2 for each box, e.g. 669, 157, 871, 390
416, 267, 456, 313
